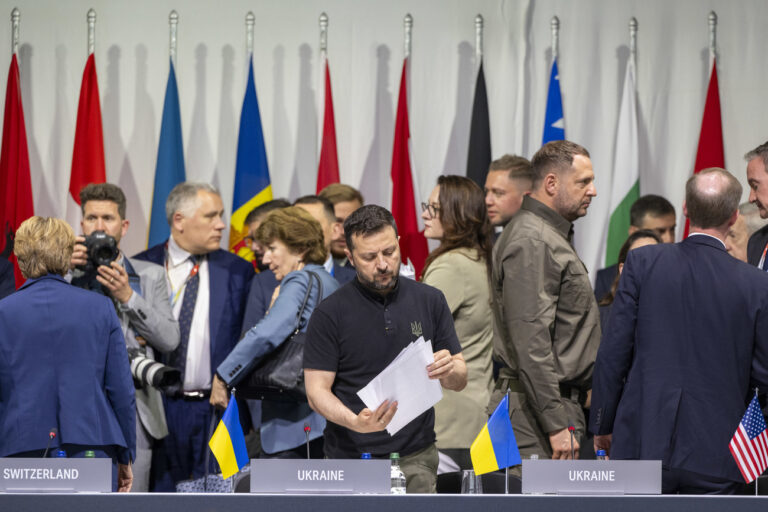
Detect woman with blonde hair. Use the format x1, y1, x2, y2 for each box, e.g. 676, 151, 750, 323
212, 207, 339, 458
421, 175, 494, 471
0, 217, 135, 491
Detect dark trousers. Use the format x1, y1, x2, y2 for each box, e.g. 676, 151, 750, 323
662, 467, 744, 494
151, 397, 216, 491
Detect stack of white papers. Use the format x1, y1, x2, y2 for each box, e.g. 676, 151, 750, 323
357, 336, 443, 435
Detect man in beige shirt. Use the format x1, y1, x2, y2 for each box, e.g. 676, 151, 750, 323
490, 140, 601, 463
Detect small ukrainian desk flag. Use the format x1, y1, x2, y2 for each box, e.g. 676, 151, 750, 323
470, 395, 521, 475
208, 398, 249, 479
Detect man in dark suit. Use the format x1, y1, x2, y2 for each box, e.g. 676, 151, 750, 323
590, 168, 768, 494
594, 194, 676, 301
745, 141, 768, 267
133, 182, 253, 490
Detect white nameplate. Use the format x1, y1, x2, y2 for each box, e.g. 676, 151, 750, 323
249, 459, 390, 494
522, 459, 661, 495
0, 458, 111, 493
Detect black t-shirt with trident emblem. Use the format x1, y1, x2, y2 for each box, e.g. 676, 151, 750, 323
304, 276, 461, 459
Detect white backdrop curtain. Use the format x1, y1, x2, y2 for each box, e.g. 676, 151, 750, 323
2, 0, 767, 276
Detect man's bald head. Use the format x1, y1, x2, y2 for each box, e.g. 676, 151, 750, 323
685, 168, 742, 230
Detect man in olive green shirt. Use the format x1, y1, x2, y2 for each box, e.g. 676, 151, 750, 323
489, 140, 601, 462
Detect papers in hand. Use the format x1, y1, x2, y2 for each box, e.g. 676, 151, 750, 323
357, 336, 443, 435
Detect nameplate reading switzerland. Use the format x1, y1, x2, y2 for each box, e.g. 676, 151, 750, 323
0, 458, 112, 493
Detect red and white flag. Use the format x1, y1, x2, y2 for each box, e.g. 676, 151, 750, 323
683, 58, 724, 238
0, 53, 33, 287
729, 395, 768, 483
67, 53, 105, 230
316, 55, 339, 193
391, 58, 427, 279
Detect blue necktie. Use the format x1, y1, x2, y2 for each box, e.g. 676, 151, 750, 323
169, 255, 201, 381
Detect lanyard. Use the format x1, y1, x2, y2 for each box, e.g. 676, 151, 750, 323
759, 243, 768, 271
164, 243, 201, 307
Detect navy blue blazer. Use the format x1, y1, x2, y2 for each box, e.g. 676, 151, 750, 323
133, 242, 254, 377
240, 262, 356, 334
0, 275, 136, 463
590, 235, 768, 482
593, 263, 618, 302
0, 257, 14, 300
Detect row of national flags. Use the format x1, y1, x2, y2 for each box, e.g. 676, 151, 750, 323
0, 24, 727, 285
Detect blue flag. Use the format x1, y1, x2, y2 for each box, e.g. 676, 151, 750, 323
229, 57, 272, 259
542, 58, 565, 145
208, 398, 249, 479
148, 59, 185, 248
470, 394, 521, 475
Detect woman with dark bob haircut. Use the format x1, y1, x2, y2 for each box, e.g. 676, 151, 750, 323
420, 175, 494, 470
212, 207, 339, 458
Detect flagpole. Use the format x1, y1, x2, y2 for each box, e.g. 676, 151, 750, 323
550, 16, 559, 62
756, 386, 760, 496
629, 17, 637, 66
708, 11, 717, 62
474, 14, 483, 66
169, 10, 178, 68
245, 11, 254, 57
505, 389, 510, 495
319, 12, 328, 58
404, 13, 412, 60
11, 8, 19, 56
86, 9, 95, 56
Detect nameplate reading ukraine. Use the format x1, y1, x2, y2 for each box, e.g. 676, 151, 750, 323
250, 459, 390, 494
0, 458, 111, 493
522, 459, 661, 495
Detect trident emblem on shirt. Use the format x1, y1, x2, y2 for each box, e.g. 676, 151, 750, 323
410, 321, 423, 337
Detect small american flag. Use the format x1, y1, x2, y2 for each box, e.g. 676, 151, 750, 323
729, 395, 768, 483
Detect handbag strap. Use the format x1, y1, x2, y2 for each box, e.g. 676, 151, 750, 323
292, 270, 323, 333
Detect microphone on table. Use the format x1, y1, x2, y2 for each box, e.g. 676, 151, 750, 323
304, 423, 311, 459
42, 428, 57, 458
568, 425, 575, 460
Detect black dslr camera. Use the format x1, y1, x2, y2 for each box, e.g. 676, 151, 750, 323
78, 230, 119, 274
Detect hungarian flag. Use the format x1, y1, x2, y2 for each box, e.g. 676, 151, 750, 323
603, 56, 639, 266
684, 58, 724, 238
466, 62, 491, 188
148, 59, 185, 248
316, 55, 339, 193
0, 54, 33, 287
229, 57, 272, 263
67, 53, 105, 230
391, 58, 428, 279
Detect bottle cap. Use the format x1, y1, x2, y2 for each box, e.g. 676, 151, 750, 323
529, 454, 539, 460
361, 452, 372, 459
84, 450, 96, 458
596, 450, 607, 456
390, 452, 400, 460
54, 450, 67, 458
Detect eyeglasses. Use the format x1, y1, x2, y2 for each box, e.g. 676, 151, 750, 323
243, 235, 256, 246
420, 202, 440, 218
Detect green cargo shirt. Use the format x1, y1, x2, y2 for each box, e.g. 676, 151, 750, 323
491, 195, 601, 435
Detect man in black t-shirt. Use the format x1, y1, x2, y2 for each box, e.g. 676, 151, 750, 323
304, 205, 467, 494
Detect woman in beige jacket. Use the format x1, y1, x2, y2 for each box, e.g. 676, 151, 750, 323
420, 175, 494, 471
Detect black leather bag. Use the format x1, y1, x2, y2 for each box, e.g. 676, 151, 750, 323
237, 271, 322, 402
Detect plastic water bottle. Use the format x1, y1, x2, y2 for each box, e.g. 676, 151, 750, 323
389, 453, 406, 494
596, 450, 607, 461
361, 452, 372, 460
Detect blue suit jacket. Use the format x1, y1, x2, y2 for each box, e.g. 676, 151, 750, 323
0, 275, 136, 463
590, 235, 768, 481
241, 262, 356, 334
133, 242, 254, 377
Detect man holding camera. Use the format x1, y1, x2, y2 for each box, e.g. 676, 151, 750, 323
70, 183, 180, 492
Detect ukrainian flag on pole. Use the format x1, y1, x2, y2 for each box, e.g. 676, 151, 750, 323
229, 57, 272, 262
209, 398, 249, 479
470, 395, 521, 475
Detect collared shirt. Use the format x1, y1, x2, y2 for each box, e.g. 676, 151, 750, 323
323, 254, 334, 276
166, 236, 212, 391
304, 276, 461, 458
491, 195, 601, 434
688, 232, 726, 249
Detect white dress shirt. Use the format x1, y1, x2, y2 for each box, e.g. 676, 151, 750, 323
166, 236, 212, 391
